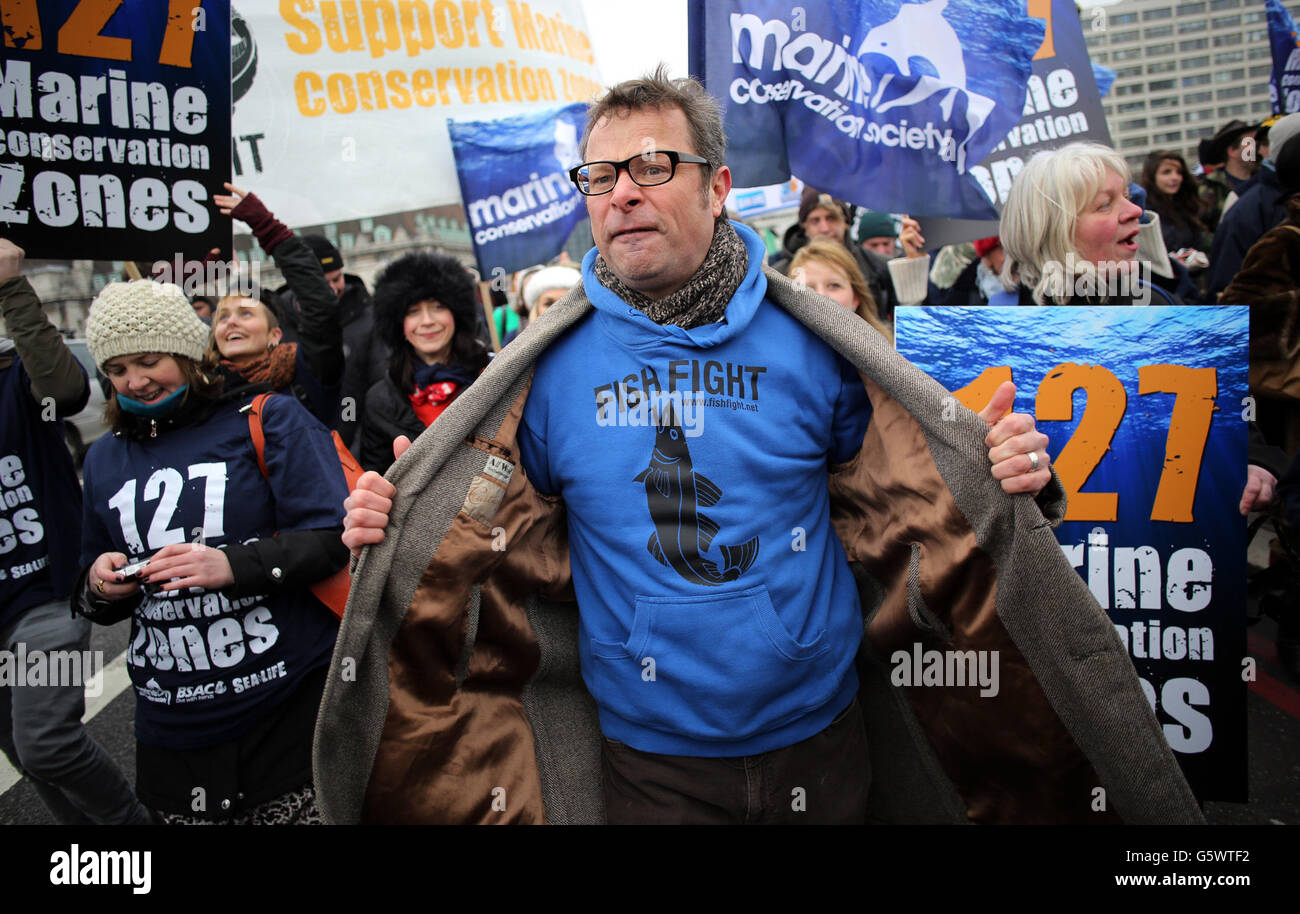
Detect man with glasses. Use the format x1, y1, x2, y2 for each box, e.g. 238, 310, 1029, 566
338, 68, 1064, 824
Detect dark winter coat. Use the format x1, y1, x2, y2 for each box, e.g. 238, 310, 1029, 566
359, 374, 425, 475
277, 274, 384, 453
1207, 166, 1291, 300
0, 276, 89, 628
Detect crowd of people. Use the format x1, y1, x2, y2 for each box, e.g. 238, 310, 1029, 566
1, 65, 1297, 826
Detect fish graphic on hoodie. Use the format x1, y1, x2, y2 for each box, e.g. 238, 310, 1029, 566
634, 405, 760, 586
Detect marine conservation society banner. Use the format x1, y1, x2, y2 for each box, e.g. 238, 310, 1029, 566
1267, 0, 1300, 115
231, 1, 601, 228
688, 0, 1046, 220
0, 0, 231, 261
919, 0, 1111, 249
449, 102, 586, 276
897, 307, 1250, 801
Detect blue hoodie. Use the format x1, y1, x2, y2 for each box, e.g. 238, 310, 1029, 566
517, 222, 871, 756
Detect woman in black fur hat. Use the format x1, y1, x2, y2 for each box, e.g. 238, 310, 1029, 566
361, 251, 489, 473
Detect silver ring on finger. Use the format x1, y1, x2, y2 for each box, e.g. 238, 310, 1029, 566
1027, 451, 1040, 472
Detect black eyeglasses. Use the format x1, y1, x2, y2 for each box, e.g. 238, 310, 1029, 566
569, 151, 710, 196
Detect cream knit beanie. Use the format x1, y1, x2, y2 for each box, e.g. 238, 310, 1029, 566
86, 280, 211, 369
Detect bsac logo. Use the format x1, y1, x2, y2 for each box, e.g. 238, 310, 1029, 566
175, 681, 223, 702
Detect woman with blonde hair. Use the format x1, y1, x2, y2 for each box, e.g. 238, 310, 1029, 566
995, 142, 1177, 305
789, 240, 892, 339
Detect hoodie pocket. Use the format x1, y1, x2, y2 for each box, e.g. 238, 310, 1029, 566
587, 585, 834, 743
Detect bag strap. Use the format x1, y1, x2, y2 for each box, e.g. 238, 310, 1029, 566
1137, 277, 1178, 306
245, 392, 273, 480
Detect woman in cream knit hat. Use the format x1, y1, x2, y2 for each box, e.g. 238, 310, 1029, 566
76, 279, 350, 824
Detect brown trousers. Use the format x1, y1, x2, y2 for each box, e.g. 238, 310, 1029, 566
601, 697, 870, 825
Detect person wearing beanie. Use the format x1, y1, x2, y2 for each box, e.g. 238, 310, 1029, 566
769, 186, 900, 317
500, 264, 582, 346
301, 234, 346, 298
360, 250, 490, 474
75, 277, 350, 824
1207, 113, 1300, 300
855, 210, 899, 256
277, 234, 380, 455
209, 183, 345, 430
0, 240, 152, 825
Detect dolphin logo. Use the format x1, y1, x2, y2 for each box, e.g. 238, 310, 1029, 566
857, 0, 994, 171
633, 406, 759, 587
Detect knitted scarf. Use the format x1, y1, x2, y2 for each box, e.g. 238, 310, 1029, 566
592, 220, 748, 329
222, 342, 298, 390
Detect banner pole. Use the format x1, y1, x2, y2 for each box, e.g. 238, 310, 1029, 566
480, 281, 502, 353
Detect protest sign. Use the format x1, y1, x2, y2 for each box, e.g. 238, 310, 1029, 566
449, 102, 586, 277
0, 0, 231, 261
1267, 0, 1300, 115
689, 0, 1045, 220
896, 306, 1250, 801
231, 1, 601, 229
916, 0, 1112, 250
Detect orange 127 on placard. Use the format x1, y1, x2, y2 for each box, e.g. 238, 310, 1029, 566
952, 363, 1215, 524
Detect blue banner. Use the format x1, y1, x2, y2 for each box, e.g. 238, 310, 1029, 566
918, 0, 1113, 250
896, 306, 1250, 801
0, 0, 232, 261
449, 103, 588, 278
1267, 0, 1300, 115
688, 0, 1045, 219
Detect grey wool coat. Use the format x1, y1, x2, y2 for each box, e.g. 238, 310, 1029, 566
313, 266, 1204, 825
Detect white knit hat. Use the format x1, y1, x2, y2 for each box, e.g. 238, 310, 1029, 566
86, 280, 211, 369
523, 265, 581, 315
1270, 113, 1300, 159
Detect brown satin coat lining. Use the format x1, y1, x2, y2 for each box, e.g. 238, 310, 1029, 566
830, 377, 1117, 824
363, 385, 571, 824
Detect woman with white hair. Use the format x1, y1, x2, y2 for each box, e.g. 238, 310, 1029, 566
993, 142, 1174, 305
502, 265, 582, 345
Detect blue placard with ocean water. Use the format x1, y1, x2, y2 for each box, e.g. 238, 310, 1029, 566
449, 103, 588, 278
896, 306, 1249, 801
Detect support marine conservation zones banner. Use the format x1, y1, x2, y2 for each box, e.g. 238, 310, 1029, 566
687, 0, 1045, 220
231, 1, 601, 229
896, 307, 1250, 801
449, 102, 585, 276
0, 0, 232, 261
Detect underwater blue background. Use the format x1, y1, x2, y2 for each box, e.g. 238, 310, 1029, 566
897, 306, 1249, 800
